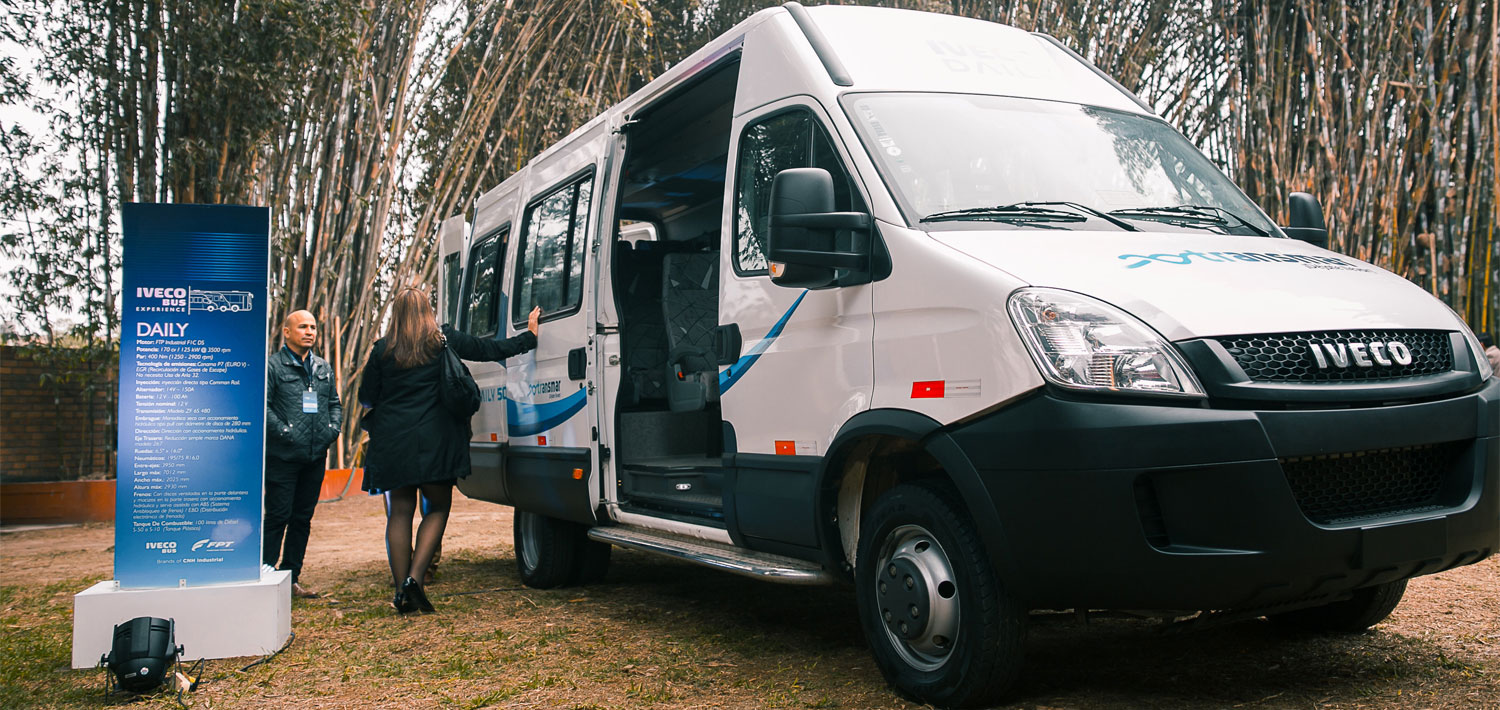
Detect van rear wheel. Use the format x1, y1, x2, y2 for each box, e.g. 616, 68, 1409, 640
855, 481, 1025, 708
1269, 580, 1408, 632
569, 538, 612, 585
513, 510, 611, 588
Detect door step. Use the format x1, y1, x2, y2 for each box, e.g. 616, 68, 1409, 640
587, 525, 832, 585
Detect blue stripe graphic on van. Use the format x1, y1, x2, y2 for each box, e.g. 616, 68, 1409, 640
506, 386, 588, 437
718, 290, 808, 394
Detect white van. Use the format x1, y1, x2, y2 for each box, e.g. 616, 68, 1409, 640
435, 4, 1499, 706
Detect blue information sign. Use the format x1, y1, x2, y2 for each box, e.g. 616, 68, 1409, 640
117, 203, 270, 588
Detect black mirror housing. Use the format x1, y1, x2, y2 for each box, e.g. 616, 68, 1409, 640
1283, 192, 1329, 249
766, 167, 878, 289
768, 168, 841, 289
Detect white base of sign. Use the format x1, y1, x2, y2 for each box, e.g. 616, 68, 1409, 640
71, 569, 292, 669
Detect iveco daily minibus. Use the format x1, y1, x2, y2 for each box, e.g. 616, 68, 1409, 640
433, 4, 1499, 706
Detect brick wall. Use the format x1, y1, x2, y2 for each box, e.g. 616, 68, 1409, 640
0, 345, 117, 483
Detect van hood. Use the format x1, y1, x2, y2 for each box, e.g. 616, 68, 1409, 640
929, 230, 1461, 341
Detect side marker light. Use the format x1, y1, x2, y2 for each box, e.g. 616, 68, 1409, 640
911, 380, 945, 398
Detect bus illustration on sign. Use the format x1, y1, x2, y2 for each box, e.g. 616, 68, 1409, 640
188, 289, 254, 313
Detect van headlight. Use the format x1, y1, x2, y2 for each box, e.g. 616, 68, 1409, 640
1007, 288, 1205, 398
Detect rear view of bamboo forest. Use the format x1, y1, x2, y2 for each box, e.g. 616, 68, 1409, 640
3, 0, 1497, 470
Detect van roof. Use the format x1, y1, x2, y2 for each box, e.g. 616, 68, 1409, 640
491, 4, 1146, 208
800, 4, 1144, 112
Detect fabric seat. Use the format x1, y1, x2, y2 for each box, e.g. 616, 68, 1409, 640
616, 242, 669, 406
661, 252, 720, 412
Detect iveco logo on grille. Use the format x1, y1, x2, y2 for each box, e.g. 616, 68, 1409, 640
1308, 341, 1413, 369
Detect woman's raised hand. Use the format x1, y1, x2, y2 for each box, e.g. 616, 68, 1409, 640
528, 306, 542, 336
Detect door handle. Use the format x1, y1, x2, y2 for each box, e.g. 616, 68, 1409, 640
567, 347, 587, 381
715, 324, 742, 366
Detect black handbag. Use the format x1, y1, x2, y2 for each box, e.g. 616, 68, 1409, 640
438, 337, 482, 418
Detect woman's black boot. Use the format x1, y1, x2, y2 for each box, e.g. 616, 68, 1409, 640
402, 577, 434, 613
392, 587, 418, 614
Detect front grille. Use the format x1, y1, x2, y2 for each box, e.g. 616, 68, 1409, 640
1280, 442, 1464, 524
1217, 329, 1452, 383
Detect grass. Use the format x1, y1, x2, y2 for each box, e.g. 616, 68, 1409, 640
0, 578, 112, 709
1, 547, 1495, 709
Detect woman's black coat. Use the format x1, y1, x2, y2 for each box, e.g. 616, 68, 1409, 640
360, 326, 537, 491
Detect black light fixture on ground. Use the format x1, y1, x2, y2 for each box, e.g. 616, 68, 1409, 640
101, 616, 183, 694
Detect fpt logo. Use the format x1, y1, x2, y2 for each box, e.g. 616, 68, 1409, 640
145, 541, 177, 554
191, 539, 236, 553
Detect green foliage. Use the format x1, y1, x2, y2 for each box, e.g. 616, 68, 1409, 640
1, 4, 121, 480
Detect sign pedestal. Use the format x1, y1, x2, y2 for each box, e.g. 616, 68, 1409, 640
85, 203, 282, 670
71, 569, 291, 669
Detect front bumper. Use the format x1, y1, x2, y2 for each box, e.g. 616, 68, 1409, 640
942, 378, 1500, 611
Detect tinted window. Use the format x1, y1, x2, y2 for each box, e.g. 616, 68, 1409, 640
442, 252, 462, 325
463, 232, 504, 337
514, 175, 593, 324
733, 110, 862, 274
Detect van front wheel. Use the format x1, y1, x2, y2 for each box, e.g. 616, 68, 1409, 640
1268, 580, 1408, 632
855, 481, 1025, 708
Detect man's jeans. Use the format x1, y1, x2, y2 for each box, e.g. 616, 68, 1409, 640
263, 456, 324, 584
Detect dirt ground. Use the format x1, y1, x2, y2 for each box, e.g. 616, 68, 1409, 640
3, 491, 1497, 709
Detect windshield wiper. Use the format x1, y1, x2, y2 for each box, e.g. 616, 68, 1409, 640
1109, 205, 1270, 237
921, 201, 1138, 231
921, 204, 1087, 225
1019, 201, 1138, 232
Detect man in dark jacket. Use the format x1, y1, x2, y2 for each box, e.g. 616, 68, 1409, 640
265, 309, 342, 598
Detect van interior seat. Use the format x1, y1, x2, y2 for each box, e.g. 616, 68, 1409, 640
662, 250, 721, 412
616, 240, 669, 406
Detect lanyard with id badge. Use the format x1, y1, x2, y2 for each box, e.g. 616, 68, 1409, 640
301, 361, 317, 413
296, 352, 318, 413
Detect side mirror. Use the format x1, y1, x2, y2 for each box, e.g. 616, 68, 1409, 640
1282, 192, 1329, 249
767, 167, 871, 290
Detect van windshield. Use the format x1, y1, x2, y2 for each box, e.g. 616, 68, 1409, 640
841, 93, 1279, 237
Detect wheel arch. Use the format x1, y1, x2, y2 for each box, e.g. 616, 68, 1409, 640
815, 409, 1022, 590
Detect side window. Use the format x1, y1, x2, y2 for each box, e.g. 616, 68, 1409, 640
442, 252, 462, 325
733, 110, 863, 274
462, 229, 506, 337
514, 174, 593, 325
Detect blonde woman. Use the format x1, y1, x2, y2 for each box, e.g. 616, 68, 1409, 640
361, 286, 540, 613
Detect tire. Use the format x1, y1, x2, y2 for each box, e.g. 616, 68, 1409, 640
1269, 580, 1408, 632
855, 481, 1025, 708
514, 510, 583, 589
513, 510, 611, 588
